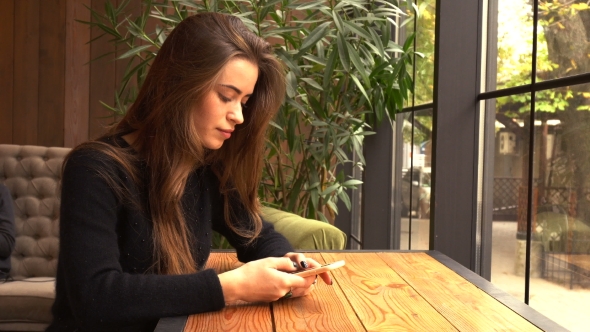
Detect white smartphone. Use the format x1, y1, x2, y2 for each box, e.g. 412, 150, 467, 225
291, 260, 345, 277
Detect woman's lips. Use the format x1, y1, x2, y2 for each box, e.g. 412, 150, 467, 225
218, 129, 233, 139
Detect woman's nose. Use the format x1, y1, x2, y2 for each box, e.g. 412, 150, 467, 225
230, 104, 244, 124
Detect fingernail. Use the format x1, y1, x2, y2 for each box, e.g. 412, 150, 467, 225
292, 261, 297, 268
300, 261, 308, 268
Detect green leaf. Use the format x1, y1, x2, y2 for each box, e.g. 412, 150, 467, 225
343, 179, 363, 186
276, 48, 302, 76
117, 45, 153, 59
302, 54, 327, 66
298, 22, 330, 54
285, 71, 298, 98
325, 200, 338, 216
308, 96, 327, 119
316, 211, 329, 223
350, 74, 372, 108
368, 27, 386, 58
301, 78, 324, 91
310, 188, 319, 211
268, 120, 283, 131
336, 33, 350, 71
403, 33, 416, 52
333, 10, 345, 33
287, 113, 297, 151
287, 176, 305, 211
337, 190, 352, 211
322, 49, 338, 90
342, 21, 372, 40
295, 2, 330, 10
347, 41, 370, 86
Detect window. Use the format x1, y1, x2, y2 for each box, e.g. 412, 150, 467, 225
482, 0, 590, 330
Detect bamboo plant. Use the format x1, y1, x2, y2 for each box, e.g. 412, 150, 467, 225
84, 0, 418, 224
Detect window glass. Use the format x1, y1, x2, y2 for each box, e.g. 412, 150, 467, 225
489, 94, 530, 306
414, 0, 436, 106
494, 0, 534, 91
398, 109, 432, 250
529, 83, 590, 331
537, 2, 590, 81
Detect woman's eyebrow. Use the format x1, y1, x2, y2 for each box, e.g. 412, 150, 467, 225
219, 84, 252, 97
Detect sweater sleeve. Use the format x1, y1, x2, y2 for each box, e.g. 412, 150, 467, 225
58, 150, 225, 326
0, 184, 15, 259
208, 173, 293, 262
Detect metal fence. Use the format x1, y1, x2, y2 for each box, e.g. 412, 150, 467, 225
493, 177, 521, 221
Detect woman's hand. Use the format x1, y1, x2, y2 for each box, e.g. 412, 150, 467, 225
218, 257, 312, 304
283, 252, 333, 297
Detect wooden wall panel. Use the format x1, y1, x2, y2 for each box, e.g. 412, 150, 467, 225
39, 0, 66, 147
0, 0, 14, 144
112, 0, 142, 130
88, 0, 143, 140
13, 0, 40, 145
64, 0, 90, 148
88, 0, 118, 140
1, 0, 155, 147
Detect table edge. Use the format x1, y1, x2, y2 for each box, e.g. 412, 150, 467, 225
155, 250, 569, 332
154, 315, 187, 332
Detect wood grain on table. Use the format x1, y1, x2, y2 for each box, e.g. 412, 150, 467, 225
272, 253, 366, 332
181, 252, 545, 332
183, 253, 272, 332
379, 252, 542, 332
321, 252, 457, 331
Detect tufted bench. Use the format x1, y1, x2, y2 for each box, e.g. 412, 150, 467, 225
0, 144, 346, 331
0, 145, 68, 331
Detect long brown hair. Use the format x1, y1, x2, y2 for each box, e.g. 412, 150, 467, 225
66, 13, 285, 275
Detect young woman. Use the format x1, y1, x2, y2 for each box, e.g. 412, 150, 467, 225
47, 12, 330, 332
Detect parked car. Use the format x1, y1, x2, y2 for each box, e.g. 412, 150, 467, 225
401, 167, 431, 219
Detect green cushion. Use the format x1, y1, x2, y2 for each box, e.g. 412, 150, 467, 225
261, 207, 347, 250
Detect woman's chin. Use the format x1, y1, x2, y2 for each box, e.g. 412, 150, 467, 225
203, 141, 224, 150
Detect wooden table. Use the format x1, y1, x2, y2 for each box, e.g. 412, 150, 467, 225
155, 251, 566, 332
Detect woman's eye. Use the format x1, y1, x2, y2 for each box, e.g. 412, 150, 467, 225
217, 93, 231, 103
241, 103, 249, 110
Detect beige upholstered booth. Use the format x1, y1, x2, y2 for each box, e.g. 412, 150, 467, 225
0, 144, 346, 331
0, 145, 69, 331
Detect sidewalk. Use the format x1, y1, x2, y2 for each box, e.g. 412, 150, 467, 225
492, 221, 590, 332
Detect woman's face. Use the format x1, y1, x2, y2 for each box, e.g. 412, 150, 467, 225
193, 58, 259, 150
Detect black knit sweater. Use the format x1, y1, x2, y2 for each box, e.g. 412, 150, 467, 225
47, 139, 293, 332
